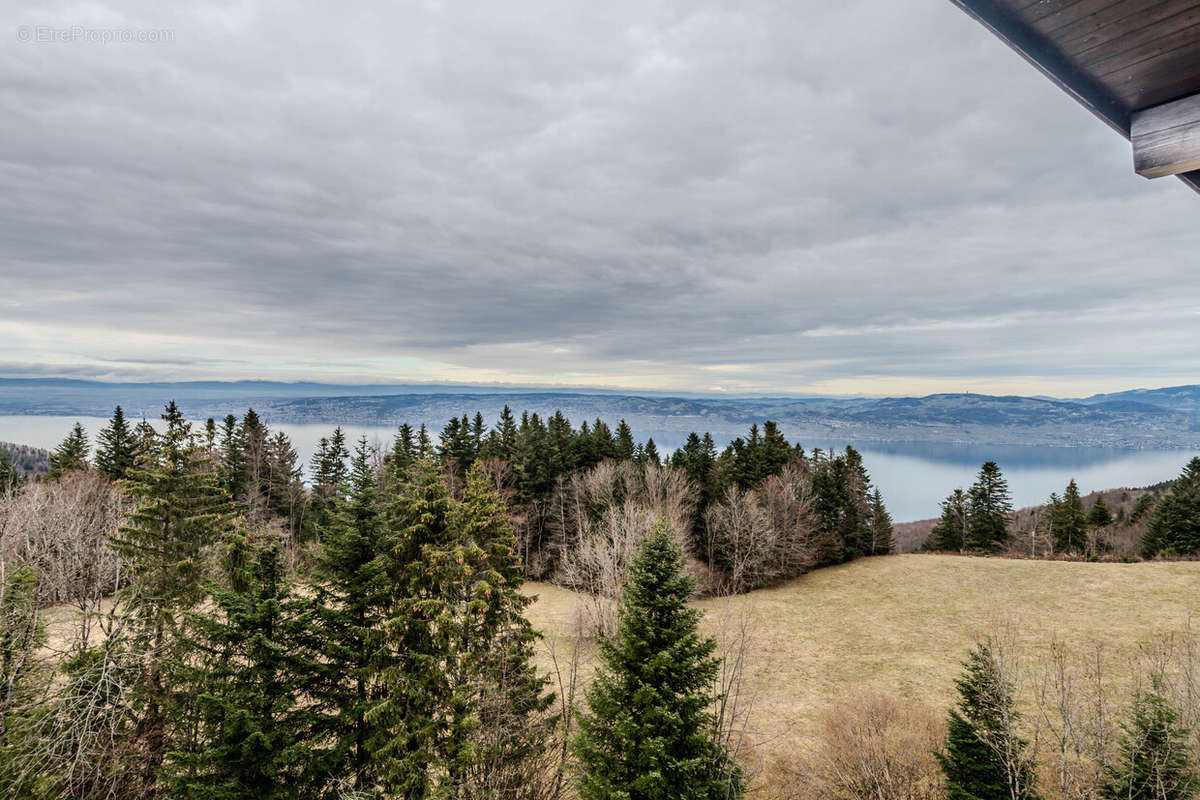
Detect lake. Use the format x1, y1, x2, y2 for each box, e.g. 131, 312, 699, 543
2, 415, 1195, 522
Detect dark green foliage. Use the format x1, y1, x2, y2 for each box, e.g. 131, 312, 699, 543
1052, 480, 1088, 553
614, 420, 636, 462
1088, 496, 1113, 529
1101, 681, 1199, 800
0, 566, 45, 755
927, 489, 971, 552
218, 415, 246, 498
309, 435, 392, 793
868, 487, 895, 555
48, 422, 90, 478
1131, 492, 1157, 525
95, 406, 138, 481
938, 640, 1040, 800
811, 447, 873, 562
967, 462, 1013, 552
433, 464, 556, 798
372, 459, 455, 797
574, 523, 743, 800
164, 535, 324, 800
306, 427, 350, 539
0, 449, 21, 491
108, 401, 237, 790
111, 402, 235, 619
1143, 458, 1200, 558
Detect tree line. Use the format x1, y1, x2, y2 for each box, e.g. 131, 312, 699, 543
37, 405, 895, 598
923, 457, 1200, 561
0, 401, 744, 799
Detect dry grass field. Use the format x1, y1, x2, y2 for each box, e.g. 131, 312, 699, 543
526, 553, 1200, 788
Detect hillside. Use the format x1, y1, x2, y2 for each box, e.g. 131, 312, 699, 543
0, 441, 49, 479
4, 378, 1200, 448
893, 484, 1161, 553
525, 554, 1200, 789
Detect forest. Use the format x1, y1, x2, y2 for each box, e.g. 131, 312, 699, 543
1, 404, 1199, 800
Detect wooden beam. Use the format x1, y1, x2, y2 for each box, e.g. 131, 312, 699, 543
948, 0, 1131, 136
1132, 92, 1200, 178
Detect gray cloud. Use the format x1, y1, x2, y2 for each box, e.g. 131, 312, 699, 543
1, 0, 1198, 395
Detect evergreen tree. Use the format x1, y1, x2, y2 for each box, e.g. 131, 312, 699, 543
307, 427, 350, 539
1088, 496, 1114, 529
218, 414, 246, 499
0, 565, 45, 758
310, 435, 392, 793
759, 421, 792, 479
938, 640, 1040, 800
1052, 479, 1088, 553
643, 438, 661, 467
95, 405, 138, 481
387, 423, 416, 478
48, 422, 89, 478
868, 487, 895, 555
967, 462, 1013, 552
373, 460, 454, 797
1143, 458, 1200, 558
574, 523, 743, 800
928, 489, 971, 552
164, 535, 325, 800
1101, 680, 1199, 800
435, 464, 555, 798
496, 405, 518, 462
265, 431, 305, 538
108, 401, 236, 792
0, 449, 20, 492
614, 420, 636, 462
417, 424, 433, 459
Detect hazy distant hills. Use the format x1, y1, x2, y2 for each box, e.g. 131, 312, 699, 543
1, 378, 1198, 449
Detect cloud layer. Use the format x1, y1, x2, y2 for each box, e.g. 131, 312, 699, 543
3, 0, 1198, 395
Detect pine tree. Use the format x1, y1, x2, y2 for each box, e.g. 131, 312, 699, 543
310, 435, 392, 793
435, 464, 555, 798
967, 462, 1013, 552
108, 401, 236, 792
574, 522, 743, 800
387, 423, 416, 478
938, 640, 1040, 800
760, 421, 791, 478
218, 415, 246, 498
0, 449, 20, 492
0, 565, 45, 757
928, 489, 971, 552
1053, 479, 1088, 553
1143, 458, 1200, 558
95, 405, 137, 480
1101, 680, 1199, 800
163, 535, 325, 800
1088, 496, 1114, 529
643, 438, 661, 467
868, 487, 895, 555
614, 420, 635, 462
48, 422, 89, 478
496, 405, 518, 462
373, 460, 454, 798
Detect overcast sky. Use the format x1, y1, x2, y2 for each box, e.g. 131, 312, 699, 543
2, 0, 1198, 397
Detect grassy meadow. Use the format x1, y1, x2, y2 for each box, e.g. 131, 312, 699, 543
526, 553, 1200, 790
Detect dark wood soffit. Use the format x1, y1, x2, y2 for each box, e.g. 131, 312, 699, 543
949, 0, 1200, 195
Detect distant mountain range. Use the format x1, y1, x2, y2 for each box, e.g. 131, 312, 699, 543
1, 378, 1198, 449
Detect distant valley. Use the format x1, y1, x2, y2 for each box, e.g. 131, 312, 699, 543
2, 378, 1199, 449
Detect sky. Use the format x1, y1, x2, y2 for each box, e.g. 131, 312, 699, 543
2, 0, 1198, 398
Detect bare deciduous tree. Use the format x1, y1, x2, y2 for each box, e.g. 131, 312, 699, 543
0, 472, 124, 607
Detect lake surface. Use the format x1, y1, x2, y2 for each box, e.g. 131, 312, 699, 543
3, 415, 1195, 523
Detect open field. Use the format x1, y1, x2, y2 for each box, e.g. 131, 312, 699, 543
526, 553, 1200, 786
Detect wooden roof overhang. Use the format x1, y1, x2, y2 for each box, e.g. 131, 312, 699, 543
950, 0, 1200, 194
